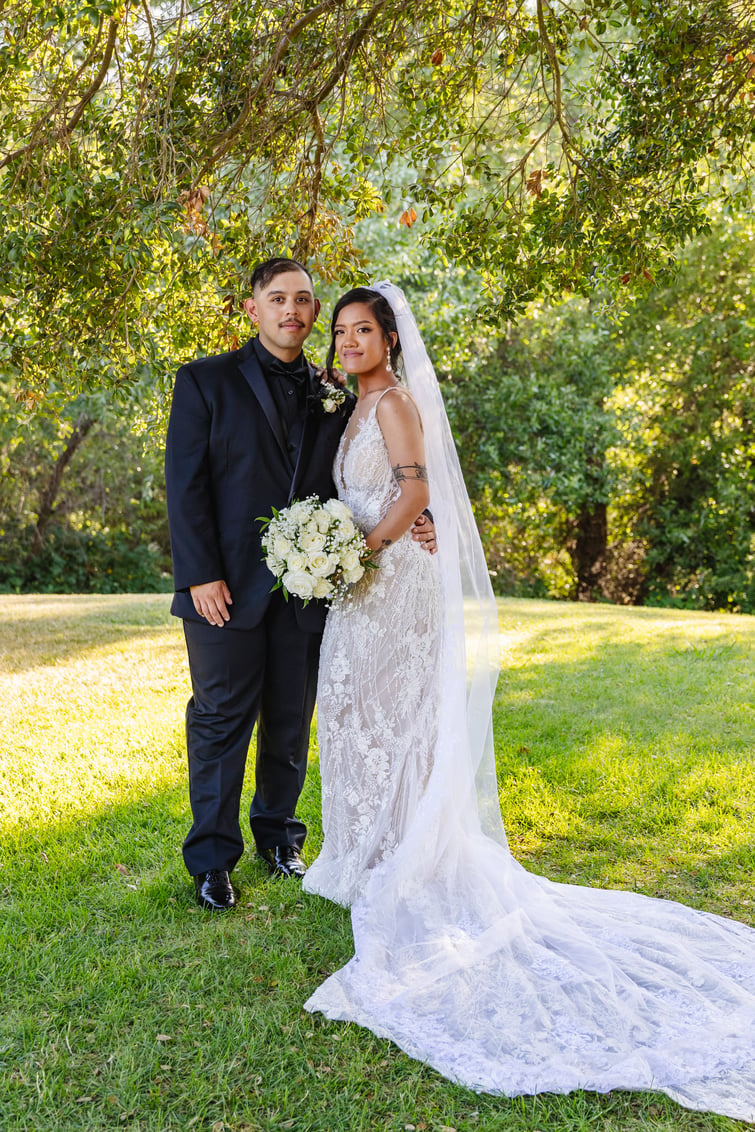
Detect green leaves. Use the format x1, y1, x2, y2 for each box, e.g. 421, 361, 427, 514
1, 0, 754, 404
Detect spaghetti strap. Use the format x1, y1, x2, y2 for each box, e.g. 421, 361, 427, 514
373, 384, 413, 411
373, 384, 423, 433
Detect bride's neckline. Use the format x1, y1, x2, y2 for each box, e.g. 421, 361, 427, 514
338, 384, 400, 473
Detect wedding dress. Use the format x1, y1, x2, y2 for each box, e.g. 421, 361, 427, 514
303, 284, 755, 1124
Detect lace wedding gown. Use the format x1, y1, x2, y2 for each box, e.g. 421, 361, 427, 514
304, 391, 442, 906
303, 381, 755, 1123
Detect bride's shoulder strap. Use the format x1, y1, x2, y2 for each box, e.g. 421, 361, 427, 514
374, 385, 417, 410
374, 384, 423, 432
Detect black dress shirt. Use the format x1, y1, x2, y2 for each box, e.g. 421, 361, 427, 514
252, 337, 310, 460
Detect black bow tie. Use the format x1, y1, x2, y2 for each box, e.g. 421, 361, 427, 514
267, 357, 310, 385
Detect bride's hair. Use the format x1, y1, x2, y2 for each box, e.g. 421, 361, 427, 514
326, 287, 403, 378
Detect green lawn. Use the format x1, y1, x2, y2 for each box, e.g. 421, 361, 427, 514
1, 594, 753, 1132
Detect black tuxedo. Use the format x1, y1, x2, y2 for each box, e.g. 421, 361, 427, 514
165, 336, 355, 874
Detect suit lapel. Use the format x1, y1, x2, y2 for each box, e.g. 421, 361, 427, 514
237, 346, 291, 470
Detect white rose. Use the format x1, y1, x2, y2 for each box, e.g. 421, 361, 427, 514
324, 498, 352, 521
308, 551, 332, 577
300, 530, 327, 552
313, 577, 333, 599
272, 534, 293, 557
316, 512, 332, 533
338, 520, 358, 541
343, 565, 364, 585
282, 569, 315, 599
340, 549, 360, 571
266, 553, 284, 576
285, 551, 307, 572
288, 501, 310, 522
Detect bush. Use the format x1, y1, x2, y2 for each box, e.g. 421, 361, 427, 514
0, 524, 173, 594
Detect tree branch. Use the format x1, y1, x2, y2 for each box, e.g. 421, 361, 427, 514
31, 416, 96, 553
195, 0, 343, 181
0, 17, 121, 172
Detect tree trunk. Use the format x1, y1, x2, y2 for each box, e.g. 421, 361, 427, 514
30, 416, 96, 553
571, 501, 608, 601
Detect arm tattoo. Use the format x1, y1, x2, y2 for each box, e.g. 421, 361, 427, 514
379, 538, 393, 550
392, 462, 428, 483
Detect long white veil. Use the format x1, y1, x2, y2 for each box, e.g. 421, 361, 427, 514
370, 280, 506, 847
305, 283, 755, 1124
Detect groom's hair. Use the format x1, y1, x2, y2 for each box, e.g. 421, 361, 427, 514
250, 257, 313, 294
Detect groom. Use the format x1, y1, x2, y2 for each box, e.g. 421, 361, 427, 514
165, 257, 434, 910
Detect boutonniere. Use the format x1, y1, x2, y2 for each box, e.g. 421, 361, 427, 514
311, 374, 347, 414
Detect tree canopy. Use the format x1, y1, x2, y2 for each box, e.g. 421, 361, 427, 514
2, 0, 754, 401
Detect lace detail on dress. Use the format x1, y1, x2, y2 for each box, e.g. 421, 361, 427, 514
304, 396, 441, 907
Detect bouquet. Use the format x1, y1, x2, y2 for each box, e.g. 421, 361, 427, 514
259, 496, 373, 604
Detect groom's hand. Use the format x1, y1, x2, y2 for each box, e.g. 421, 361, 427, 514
314, 365, 347, 387
190, 580, 233, 625
412, 513, 437, 555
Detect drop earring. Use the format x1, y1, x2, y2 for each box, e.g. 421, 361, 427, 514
386, 348, 392, 373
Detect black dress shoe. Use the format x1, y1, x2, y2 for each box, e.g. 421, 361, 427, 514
257, 845, 307, 879
193, 869, 238, 911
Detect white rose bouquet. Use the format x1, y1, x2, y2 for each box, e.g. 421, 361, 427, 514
259, 495, 374, 604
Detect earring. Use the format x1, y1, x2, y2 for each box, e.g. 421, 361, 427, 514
386, 348, 392, 373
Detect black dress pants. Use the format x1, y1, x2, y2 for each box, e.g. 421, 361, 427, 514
181, 590, 322, 876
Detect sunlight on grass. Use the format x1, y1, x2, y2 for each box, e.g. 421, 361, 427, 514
1, 594, 753, 1131
0, 595, 187, 835
493, 599, 755, 918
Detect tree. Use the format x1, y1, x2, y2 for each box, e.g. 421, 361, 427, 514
0, 377, 170, 592
1, 0, 754, 405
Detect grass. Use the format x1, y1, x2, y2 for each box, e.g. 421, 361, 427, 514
1, 593, 754, 1132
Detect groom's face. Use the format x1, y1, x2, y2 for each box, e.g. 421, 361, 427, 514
244, 269, 320, 361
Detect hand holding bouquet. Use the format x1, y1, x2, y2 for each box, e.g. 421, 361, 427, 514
259, 496, 374, 604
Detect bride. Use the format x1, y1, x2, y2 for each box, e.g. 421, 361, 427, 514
302, 282, 755, 1124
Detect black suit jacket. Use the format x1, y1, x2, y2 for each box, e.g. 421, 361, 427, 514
165, 337, 355, 632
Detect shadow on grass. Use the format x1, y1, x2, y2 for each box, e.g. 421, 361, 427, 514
0, 593, 180, 673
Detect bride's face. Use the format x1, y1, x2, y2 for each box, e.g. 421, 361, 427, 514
332, 303, 390, 376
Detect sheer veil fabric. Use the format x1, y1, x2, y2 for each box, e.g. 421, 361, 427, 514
304, 282, 755, 1123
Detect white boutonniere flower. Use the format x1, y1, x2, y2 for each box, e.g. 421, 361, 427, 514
318, 378, 347, 413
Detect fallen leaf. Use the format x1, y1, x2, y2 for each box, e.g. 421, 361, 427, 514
115, 863, 128, 875
431, 49, 444, 65
156, 1034, 173, 1042
642, 268, 655, 282
620, 272, 632, 284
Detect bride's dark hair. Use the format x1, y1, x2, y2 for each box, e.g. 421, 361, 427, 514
326, 287, 402, 378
